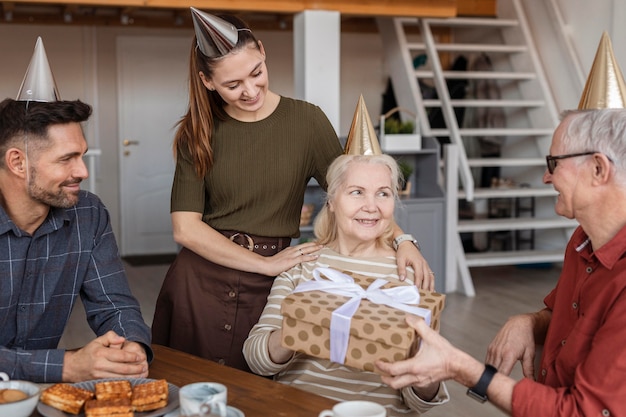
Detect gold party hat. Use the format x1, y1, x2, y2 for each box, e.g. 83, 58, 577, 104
578, 31, 626, 109
190, 7, 239, 58
344, 95, 382, 155
16, 37, 61, 102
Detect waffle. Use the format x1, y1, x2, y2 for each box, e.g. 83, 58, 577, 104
131, 379, 169, 412
94, 380, 132, 401
40, 383, 95, 415
84, 397, 134, 417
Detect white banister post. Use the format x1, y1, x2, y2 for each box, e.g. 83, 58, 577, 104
84, 149, 101, 194
293, 10, 341, 134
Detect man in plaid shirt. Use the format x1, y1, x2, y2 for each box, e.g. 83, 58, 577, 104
0, 95, 152, 382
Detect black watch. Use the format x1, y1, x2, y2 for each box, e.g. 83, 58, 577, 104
466, 364, 497, 403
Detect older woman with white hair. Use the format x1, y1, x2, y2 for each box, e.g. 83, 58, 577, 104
243, 153, 448, 417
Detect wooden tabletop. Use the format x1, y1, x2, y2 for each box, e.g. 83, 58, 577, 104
148, 344, 337, 416
32, 344, 336, 416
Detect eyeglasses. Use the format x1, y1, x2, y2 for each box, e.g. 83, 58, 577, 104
545, 151, 597, 175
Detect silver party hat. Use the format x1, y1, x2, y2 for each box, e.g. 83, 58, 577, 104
190, 7, 239, 58
16, 37, 61, 102
344, 95, 382, 155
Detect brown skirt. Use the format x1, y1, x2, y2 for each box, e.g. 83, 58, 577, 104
151, 232, 290, 373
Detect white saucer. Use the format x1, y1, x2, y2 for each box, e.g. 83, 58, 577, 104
164, 405, 244, 417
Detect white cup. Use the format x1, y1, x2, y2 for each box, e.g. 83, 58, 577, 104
319, 401, 387, 417
179, 382, 228, 417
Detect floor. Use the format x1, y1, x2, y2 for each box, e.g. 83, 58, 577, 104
427, 264, 558, 417
59, 260, 561, 417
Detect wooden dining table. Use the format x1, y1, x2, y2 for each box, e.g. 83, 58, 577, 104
31, 344, 337, 417
148, 344, 337, 416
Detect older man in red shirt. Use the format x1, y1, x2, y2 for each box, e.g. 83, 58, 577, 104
375, 33, 626, 417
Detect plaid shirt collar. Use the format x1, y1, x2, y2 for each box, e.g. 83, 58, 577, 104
0, 202, 71, 237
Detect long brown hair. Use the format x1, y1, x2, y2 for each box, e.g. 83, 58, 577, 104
173, 15, 260, 178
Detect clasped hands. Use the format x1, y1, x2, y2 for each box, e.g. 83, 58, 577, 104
62, 331, 149, 382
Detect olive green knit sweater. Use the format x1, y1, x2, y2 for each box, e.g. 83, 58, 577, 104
170, 97, 342, 238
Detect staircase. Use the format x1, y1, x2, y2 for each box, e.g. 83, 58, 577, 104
377, 0, 578, 296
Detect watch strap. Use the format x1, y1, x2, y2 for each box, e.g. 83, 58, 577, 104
466, 364, 497, 403
393, 234, 420, 251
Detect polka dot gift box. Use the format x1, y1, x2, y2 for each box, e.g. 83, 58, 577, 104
281, 268, 445, 372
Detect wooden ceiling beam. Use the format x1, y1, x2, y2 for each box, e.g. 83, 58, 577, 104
5, 0, 460, 18
1, 1, 495, 29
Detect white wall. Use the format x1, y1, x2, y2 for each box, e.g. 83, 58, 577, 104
522, 0, 626, 112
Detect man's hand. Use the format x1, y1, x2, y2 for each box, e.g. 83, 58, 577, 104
486, 313, 538, 377
378, 315, 516, 414
376, 316, 455, 392
62, 331, 148, 382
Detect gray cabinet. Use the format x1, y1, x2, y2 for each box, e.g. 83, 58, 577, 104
395, 200, 445, 293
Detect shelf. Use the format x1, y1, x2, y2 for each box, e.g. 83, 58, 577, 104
465, 249, 564, 267
382, 134, 439, 156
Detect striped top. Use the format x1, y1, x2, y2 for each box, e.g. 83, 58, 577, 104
243, 247, 449, 417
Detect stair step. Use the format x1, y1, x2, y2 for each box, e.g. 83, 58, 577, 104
458, 186, 556, 199
461, 128, 554, 136
422, 99, 545, 108
396, 17, 419, 25
429, 128, 554, 136
422, 17, 520, 28
465, 249, 564, 267
409, 43, 528, 54
467, 157, 546, 167
415, 70, 537, 80
458, 217, 578, 233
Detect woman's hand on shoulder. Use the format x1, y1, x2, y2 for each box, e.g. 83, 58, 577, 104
395, 242, 434, 291
260, 242, 322, 276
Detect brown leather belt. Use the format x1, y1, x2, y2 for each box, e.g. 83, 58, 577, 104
218, 230, 291, 256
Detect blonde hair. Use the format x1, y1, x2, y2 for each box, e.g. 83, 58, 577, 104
314, 154, 400, 247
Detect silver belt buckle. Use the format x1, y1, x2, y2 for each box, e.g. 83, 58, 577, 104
229, 232, 254, 251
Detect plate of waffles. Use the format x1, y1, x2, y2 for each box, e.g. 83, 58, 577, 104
37, 378, 179, 417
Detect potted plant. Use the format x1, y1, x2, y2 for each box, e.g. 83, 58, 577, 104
385, 118, 415, 135
380, 107, 421, 152
397, 159, 414, 196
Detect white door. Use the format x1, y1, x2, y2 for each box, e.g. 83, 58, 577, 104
117, 36, 190, 256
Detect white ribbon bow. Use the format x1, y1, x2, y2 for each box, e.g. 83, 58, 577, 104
292, 267, 431, 364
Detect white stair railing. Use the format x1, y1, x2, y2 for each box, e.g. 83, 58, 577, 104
444, 143, 475, 296
419, 18, 475, 202
84, 149, 101, 194
544, 0, 586, 87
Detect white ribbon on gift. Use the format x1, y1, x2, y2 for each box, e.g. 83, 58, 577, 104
292, 267, 432, 365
